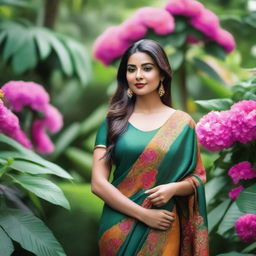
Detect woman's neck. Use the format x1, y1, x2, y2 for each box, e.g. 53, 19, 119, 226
133, 92, 167, 114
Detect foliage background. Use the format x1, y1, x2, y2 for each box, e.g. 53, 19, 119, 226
0, 0, 256, 255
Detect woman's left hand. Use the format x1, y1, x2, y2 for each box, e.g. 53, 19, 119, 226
145, 183, 178, 207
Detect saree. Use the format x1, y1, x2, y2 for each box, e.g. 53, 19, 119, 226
94, 110, 209, 256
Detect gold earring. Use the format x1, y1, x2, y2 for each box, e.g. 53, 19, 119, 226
158, 81, 165, 97
127, 88, 133, 98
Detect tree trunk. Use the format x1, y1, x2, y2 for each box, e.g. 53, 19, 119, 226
43, 0, 60, 29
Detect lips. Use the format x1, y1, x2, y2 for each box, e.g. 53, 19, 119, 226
135, 83, 146, 88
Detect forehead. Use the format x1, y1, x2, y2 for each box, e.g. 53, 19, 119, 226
127, 52, 155, 65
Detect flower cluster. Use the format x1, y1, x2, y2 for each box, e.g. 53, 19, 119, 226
228, 185, 244, 200
228, 161, 256, 184
165, 0, 235, 52
235, 214, 256, 243
93, 7, 174, 65
0, 99, 32, 148
0, 81, 63, 154
196, 100, 256, 151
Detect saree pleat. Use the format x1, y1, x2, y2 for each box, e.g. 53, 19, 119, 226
97, 110, 209, 255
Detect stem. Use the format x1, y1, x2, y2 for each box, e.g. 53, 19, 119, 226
43, 0, 60, 29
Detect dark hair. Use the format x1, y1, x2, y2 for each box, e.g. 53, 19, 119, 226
104, 39, 173, 166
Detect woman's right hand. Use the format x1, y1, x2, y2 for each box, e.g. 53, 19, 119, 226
140, 208, 175, 231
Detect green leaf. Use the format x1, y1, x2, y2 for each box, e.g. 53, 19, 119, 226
0, 0, 32, 8
236, 184, 256, 213
174, 18, 187, 33
204, 42, 227, 60
41, 29, 73, 76
0, 134, 72, 179
217, 202, 244, 236
195, 98, 234, 111
168, 50, 184, 71
8, 174, 70, 210
10, 159, 61, 176
1, 22, 27, 61
208, 199, 231, 233
197, 73, 232, 98
50, 122, 81, 160
12, 31, 37, 74
62, 36, 91, 85
0, 208, 66, 256
205, 176, 228, 204
243, 91, 256, 100
193, 58, 226, 84
0, 226, 14, 256
242, 242, 256, 253
32, 28, 52, 60
168, 32, 186, 48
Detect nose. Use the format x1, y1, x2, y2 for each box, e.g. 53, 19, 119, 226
135, 69, 143, 80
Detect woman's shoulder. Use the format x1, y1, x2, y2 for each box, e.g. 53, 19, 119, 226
175, 109, 196, 127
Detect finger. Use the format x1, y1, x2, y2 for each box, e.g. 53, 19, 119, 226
149, 196, 161, 202
163, 214, 175, 222
163, 210, 175, 217
147, 193, 159, 200
159, 223, 171, 230
145, 187, 158, 194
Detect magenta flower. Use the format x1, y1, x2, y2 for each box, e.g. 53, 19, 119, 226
229, 100, 256, 144
2, 81, 49, 112
228, 186, 244, 200
93, 8, 174, 65
235, 214, 256, 243
228, 161, 256, 184
196, 100, 256, 151
31, 104, 63, 154
140, 149, 158, 165
165, 0, 204, 18
195, 110, 234, 151
0, 99, 32, 148
165, 0, 236, 53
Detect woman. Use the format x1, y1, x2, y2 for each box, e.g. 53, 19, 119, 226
91, 39, 209, 255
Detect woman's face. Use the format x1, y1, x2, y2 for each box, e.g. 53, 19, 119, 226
126, 52, 163, 97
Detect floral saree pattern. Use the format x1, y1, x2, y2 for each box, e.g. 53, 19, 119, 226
96, 110, 209, 255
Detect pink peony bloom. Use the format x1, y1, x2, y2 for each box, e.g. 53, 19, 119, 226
235, 214, 256, 243
229, 100, 256, 144
165, 0, 236, 52
190, 9, 220, 39
165, 0, 204, 18
31, 104, 63, 154
0, 99, 32, 148
135, 7, 175, 35
196, 100, 256, 151
228, 185, 244, 200
196, 110, 234, 151
140, 149, 158, 165
228, 161, 256, 184
2, 81, 49, 112
93, 8, 175, 65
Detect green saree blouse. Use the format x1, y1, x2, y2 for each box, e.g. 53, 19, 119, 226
94, 110, 209, 256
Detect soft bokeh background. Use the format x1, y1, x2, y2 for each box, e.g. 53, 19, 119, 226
0, 0, 256, 255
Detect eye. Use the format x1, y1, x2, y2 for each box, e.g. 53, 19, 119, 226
144, 67, 152, 71
127, 67, 135, 73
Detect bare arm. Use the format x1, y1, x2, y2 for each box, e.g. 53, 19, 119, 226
91, 147, 147, 222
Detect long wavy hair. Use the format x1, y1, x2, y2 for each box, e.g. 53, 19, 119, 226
104, 39, 173, 166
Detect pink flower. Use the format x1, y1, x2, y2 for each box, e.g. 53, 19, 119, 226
135, 7, 175, 35
31, 104, 63, 154
228, 161, 256, 184
0, 99, 32, 148
93, 8, 175, 65
215, 28, 236, 53
228, 186, 244, 200
140, 149, 158, 164
2, 81, 49, 112
196, 110, 234, 151
235, 214, 256, 243
165, 0, 204, 18
141, 170, 157, 189
196, 100, 256, 151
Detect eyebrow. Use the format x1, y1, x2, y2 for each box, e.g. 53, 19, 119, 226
127, 63, 155, 67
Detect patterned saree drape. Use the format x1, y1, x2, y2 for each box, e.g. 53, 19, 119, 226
98, 111, 209, 256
